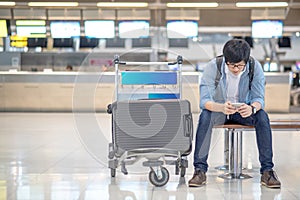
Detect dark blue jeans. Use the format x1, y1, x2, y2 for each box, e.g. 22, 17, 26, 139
193, 109, 274, 174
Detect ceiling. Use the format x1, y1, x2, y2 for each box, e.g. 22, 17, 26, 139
3, 0, 300, 28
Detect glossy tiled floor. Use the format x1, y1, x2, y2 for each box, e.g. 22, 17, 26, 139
0, 112, 300, 200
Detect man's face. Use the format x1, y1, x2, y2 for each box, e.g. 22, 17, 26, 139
226, 60, 246, 75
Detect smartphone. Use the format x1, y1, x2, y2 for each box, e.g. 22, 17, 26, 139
231, 102, 244, 108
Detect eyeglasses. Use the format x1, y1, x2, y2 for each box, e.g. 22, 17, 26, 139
226, 62, 246, 70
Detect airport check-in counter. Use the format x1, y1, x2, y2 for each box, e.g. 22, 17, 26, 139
0, 72, 200, 112
0, 72, 290, 113
264, 72, 291, 113
0, 72, 114, 112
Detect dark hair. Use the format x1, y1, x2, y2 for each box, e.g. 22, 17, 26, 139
223, 39, 251, 64
66, 65, 73, 71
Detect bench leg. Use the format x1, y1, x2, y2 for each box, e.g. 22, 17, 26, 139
215, 129, 229, 170
219, 129, 252, 179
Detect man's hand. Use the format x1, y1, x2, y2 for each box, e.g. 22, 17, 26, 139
205, 101, 258, 117
224, 101, 237, 115
237, 104, 252, 118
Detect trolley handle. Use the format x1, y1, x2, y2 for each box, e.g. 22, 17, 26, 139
113, 54, 183, 101
114, 55, 182, 66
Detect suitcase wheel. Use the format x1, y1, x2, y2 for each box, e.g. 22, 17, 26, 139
175, 159, 187, 177
149, 167, 169, 187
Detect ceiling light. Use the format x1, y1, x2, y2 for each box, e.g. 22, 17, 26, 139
236, 2, 288, 8
167, 2, 219, 8
0, 1, 15, 6
97, 2, 148, 8
28, 2, 79, 7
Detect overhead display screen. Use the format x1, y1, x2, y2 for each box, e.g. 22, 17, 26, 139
118, 20, 149, 38
252, 20, 283, 38
167, 20, 198, 38
16, 20, 46, 38
84, 20, 115, 38
50, 21, 80, 38
0, 20, 8, 37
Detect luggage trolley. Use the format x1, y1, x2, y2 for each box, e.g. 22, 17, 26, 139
107, 55, 193, 186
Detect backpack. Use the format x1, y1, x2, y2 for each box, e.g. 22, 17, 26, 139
215, 55, 255, 90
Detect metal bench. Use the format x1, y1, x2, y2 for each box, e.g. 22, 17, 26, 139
214, 120, 300, 179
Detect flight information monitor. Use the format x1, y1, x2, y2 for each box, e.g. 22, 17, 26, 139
84, 20, 115, 38
50, 21, 80, 38
0, 20, 8, 37
252, 20, 283, 38
16, 20, 46, 38
167, 20, 198, 38
118, 20, 149, 38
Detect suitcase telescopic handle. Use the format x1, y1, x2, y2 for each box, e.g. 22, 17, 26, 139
183, 113, 193, 137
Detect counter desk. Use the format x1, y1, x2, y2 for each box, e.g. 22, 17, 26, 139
0, 72, 290, 113
0, 71, 200, 112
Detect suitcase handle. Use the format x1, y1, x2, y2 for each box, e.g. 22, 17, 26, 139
183, 113, 193, 137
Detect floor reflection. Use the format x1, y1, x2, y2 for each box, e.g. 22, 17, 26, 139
0, 113, 300, 200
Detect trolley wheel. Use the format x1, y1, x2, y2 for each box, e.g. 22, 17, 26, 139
111, 168, 116, 177
149, 167, 169, 187
180, 167, 186, 177
175, 164, 179, 175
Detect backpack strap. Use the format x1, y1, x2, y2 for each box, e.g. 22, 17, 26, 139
248, 56, 255, 90
215, 55, 223, 89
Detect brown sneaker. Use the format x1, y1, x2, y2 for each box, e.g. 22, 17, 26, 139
188, 170, 206, 187
261, 170, 281, 188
